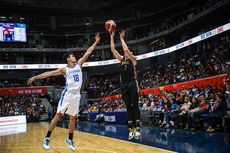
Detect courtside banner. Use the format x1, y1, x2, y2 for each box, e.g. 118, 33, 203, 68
104, 116, 116, 122
0, 23, 229, 69
0, 115, 26, 126
105, 125, 117, 133
0, 86, 47, 96
0, 123, 27, 136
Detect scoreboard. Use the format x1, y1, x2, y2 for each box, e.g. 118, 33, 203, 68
0, 23, 26, 42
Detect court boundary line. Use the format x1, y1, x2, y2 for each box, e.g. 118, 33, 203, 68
1, 146, 117, 153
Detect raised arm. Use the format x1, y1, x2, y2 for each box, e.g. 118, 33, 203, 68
78, 33, 100, 67
119, 30, 136, 64
110, 32, 122, 61
27, 67, 65, 85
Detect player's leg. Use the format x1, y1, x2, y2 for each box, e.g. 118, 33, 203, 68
48, 113, 63, 132
64, 95, 80, 151
65, 115, 76, 151
43, 112, 63, 150
69, 115, 76, 137
43, 89, 68, 150
122, 90, 134, 139
130, 82, 141, 139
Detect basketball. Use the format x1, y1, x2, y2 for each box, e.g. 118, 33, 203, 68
105, 20, 116, 33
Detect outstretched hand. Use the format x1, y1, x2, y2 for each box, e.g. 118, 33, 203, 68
95, 33, 100, 44
119, 30, 125, 39
27, 77, 36, 85
110, 31, 115, 37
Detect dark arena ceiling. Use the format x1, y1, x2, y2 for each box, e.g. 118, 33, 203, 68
0, 0, 196, 16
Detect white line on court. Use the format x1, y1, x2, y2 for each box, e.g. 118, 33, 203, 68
2, 146, 117, 153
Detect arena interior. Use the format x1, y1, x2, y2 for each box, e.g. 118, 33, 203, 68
0, 0, 230, 153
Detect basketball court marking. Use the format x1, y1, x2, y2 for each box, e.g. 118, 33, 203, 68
2, 146, 117, 153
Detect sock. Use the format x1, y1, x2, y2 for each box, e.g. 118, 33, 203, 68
136, 120, 141, 128
69, 133, 73, 140
46, 131, 52, 138
128, 121, 133, 129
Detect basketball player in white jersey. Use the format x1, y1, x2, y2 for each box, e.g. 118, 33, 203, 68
27, 33, 100, 151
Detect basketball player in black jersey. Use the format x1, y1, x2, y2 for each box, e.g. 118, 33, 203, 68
110, 30, 140, 140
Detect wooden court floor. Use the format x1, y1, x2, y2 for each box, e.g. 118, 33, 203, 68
0, 123, 175, 153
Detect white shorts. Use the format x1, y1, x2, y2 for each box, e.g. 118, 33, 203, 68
57, 89, 81, 116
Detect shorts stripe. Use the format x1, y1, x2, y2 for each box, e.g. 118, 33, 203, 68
60, 88, 67, 106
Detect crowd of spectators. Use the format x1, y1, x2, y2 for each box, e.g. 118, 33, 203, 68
139, 85, 229, 131
0, 94, 46, 122
91, 99, 126, 112
0, 76, 65, 88
0, 80, 29, 88
86, 73, 120, 98
139, 39, 229, 89
81, 84, 229, 132
87, 35, 229, 98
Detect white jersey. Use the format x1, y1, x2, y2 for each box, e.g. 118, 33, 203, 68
65, 64, 83, 95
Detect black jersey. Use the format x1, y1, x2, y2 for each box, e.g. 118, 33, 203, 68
120, 57, 137, 85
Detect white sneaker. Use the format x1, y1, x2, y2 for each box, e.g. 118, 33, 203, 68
162, 121, 167, 125
169, 121, 175, 127
128, 128, 134, 140
165, 123, 170, 128
134, 128, 141, 140
43, 137, 50, 150
65, 138, 75, 151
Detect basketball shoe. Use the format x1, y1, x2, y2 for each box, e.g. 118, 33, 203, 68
65, 138, 75, 151
128, 128, 134, 140
134, 127, 141, 140
43, 137, 50, 150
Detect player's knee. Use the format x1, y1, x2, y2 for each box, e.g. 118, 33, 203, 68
55, 113, 63, 119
